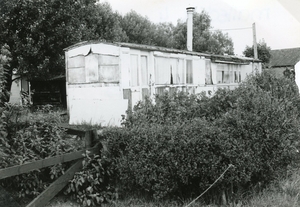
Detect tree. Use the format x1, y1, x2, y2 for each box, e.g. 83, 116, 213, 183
172, 10, 234, 55
0, 44, 11, 104
92, 2, 128, 42
0, 0, 103, 79
120, 10, 156, 45
0, 0, 126, 102
207, 30, 234, 55
152, 22, 175, 48
243, 40, 271, 66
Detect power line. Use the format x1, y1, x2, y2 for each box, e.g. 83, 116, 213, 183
210, 27, 252, 31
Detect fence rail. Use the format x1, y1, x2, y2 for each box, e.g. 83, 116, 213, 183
0, 127, 100, 207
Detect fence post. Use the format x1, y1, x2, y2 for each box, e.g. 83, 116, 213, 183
84, 130, 93, 148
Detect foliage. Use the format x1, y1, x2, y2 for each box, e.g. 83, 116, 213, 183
0, 44, 11, 155
0, 44, 11, 103
153, 23, 175, 48
66, 152, 117, 206
0, 105, 81, 199
124, 91, 205, 126
120, 10, 156, 45
243, 39, 272, 66
0, 0, 97, 80
0, 1, 236, 104
92, 2, 128, 42
173, 10, 234, 55
98, 71, 300, 203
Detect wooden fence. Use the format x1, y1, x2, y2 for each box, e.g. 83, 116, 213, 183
0, 127, 100, 207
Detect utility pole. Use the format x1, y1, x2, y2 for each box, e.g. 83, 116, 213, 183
252, 22, 258, 59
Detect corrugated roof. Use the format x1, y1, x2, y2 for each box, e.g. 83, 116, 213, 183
269, 47, 300, 67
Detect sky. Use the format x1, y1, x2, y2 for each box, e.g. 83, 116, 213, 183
103, 0, 300, 56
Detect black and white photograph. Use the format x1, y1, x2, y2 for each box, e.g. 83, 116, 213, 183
0, 0, 300, 206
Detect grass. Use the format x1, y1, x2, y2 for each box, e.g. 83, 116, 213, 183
244, 171, 300, 207
39, 161, 300, 207
45, 168, 300, 207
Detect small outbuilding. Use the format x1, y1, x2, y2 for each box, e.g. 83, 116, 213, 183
64, 41, 261, 126
266, 47, 300, 77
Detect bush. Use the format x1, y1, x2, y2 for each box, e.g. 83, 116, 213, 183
102, 71, 300, 203
65, 71, 300, 205
217, 72, 300, 185
109, 120, 230, 200
0, 105, 80, 199
66, 152, 117, 206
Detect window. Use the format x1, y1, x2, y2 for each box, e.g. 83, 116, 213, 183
186, 60, 193, 84
68, 54, 120, 84
205, 59, 213, 85
98, 55, 119, 83
217, 64, 241, 84
155, 57, 170, 84
130, 54, 139, 86
141, 55, 148, 86
68, 55, 86, 83
170, 58, 184, 84
86, 54, 99, 82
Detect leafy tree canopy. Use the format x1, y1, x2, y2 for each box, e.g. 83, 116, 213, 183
0, 1, 235, 100
172, 10, 234, 55
243, 39, 271, 66
0, 0, 127, 80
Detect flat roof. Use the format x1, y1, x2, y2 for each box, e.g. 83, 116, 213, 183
65, 40, 261, 63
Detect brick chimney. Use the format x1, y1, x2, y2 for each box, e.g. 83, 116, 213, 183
186, 7, 195, 51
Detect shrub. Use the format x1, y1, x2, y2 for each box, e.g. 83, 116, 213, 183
66, 71, 300, 205
0, 105, 80, 199
107, 120, 229, 200
66, 152, 117, 206
102, 71, 300, 203
216, 72, 300, 185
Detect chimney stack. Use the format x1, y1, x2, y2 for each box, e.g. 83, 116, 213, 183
186, 7, 195, 51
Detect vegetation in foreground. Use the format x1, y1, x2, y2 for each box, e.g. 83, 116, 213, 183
47, 168, 300, 207
1, 70, 300, 207
65, 71, 300, 206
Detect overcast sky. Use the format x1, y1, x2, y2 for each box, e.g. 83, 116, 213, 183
103, 0, 300, 55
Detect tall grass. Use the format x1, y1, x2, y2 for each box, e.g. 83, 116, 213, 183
243, 168, 300, 207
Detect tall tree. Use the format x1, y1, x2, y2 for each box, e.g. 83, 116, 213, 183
172, 10, 234, 55
207, 30, 234, 55
0, 0, 127, 102
152, 22, 175, 48
243, 40, 271, 66
93, 2, 128, 42
120, 10, 156, 45
0, 0, 99, 81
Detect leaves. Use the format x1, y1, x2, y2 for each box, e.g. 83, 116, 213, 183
0, 104, 81, 198
102, 71, 300, 201
243, 39, 272, 65
66, 152, 118, 206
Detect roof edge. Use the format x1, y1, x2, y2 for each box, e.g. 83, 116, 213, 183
64, 40, 261, 62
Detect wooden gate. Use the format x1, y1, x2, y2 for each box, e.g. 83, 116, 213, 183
0, 127, 100, 207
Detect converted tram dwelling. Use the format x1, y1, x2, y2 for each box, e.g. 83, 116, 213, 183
64, 41, 261, 126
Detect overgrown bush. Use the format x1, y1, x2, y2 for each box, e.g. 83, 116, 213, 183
66, 151, 117, 206
65, 71, 300, 205
0, 105, 81, 199
103, 71, 300, 202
